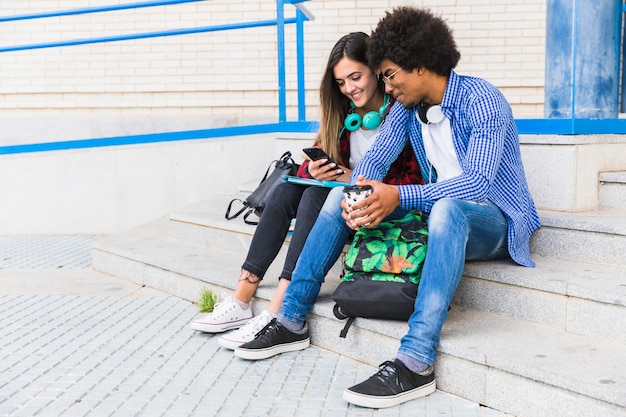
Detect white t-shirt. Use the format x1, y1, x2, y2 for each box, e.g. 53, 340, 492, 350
349, 125, 381, 169
418, 114, 461, 181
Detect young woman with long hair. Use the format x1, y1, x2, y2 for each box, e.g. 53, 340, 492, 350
191, 32, 422, 349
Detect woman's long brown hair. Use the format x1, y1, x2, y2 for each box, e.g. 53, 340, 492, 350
313, 31, 384, 162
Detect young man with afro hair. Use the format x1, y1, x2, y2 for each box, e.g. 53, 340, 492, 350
341, 6, 540, 408
235, 6, 540, 409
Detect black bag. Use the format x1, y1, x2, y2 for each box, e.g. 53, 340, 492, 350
331, 211, 428, 337
225, 151, 299, 225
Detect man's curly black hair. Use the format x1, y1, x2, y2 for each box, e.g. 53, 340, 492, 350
367, 7, 460, 77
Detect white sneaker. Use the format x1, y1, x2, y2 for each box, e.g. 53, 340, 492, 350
190, 293, 252, 333
218, 310, 274, 350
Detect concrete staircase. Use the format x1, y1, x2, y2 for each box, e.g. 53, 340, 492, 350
92, 134, 626, 417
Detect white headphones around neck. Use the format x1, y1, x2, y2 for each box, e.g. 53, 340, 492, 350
416, 104, 445, 125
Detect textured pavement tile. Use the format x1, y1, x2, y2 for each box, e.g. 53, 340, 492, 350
0, 236, 513, 417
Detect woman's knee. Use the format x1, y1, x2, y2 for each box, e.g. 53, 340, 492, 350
264, 183, 301, 214
300, 186, 330, 207
271, 183, 299, 201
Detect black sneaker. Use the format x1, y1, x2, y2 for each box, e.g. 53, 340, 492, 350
343, 359, 436, 408
234, 318, 310, 360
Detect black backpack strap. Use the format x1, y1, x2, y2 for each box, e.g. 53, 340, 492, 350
243, 209, 259, 225
259, 160, 274, 183
279, 150, 293, 163
259, 151, 290, 183
339, 317, 356, 338
225, 198, 248, 220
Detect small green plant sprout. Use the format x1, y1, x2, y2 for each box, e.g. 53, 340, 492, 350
198, 288, 218, 313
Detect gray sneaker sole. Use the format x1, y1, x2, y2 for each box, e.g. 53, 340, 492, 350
190, 318, 251, 333
342, 379, 436, 409
233, 338, 310, 360
217, 335, 246, 350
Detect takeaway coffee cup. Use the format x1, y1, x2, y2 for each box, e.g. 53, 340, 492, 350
343, 185, 372, 224
343, 185, 373, 207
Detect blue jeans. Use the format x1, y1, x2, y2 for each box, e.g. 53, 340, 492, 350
280, 189, 509, 367
278, 186, 407, 324
278, 187, 349, 324
398, 198, 509, 365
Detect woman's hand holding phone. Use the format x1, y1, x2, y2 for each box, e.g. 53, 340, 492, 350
308, 158, 347, 180
303, 147, 346, 180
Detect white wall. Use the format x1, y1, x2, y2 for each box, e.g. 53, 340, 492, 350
0, 134, 290, 234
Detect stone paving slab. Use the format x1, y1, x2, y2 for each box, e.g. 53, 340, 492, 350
0, 288, 510, 417
0, 235, 100, 270
0, 236, 513, 417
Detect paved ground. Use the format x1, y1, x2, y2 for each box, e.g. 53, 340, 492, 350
0, 236, 513, 417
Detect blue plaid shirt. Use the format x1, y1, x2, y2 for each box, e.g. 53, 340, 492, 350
352, 71, 540, 267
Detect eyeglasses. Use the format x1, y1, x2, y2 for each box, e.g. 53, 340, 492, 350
381, 67, 402, 87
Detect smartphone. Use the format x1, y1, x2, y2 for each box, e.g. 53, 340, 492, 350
302, 147, 345, 174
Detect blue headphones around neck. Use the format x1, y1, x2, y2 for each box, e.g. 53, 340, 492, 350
344, 94, 391, 131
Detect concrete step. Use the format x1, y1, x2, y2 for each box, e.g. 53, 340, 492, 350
531, 209, 626, 268
457, 256, 626, 345
114, 198, 626, 346
92, 197, 626, 417
91, 215, 343, 305
435, 307, 626, 417
599, 171, 626, 211
91, 226, 626, 417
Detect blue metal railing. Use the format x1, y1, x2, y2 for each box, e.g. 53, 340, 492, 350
0, 0, 203, 23
0, 14, 297, 53
0, 0, 316, 155
1, 1, 626, 156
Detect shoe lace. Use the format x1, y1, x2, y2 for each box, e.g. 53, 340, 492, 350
238, 312, 270, 336
375, 361, 399, 383
211, 293, 235, 317
254, 318, 279, 339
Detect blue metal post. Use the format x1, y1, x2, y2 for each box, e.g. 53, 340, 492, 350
296, 9, 306, 122
620, 3, 626, 113
544, 0, 621, 118
276, 0, 287, 123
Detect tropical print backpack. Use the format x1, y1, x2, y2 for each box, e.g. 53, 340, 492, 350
331, 210, 428, 337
